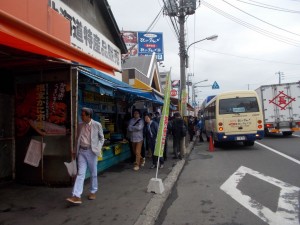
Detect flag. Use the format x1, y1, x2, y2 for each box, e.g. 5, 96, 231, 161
154, 73, 171, 157
180, 89, 187, 115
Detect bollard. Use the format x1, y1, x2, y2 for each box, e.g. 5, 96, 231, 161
209, 137, 214, 152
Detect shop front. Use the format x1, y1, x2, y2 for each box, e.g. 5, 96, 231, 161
77, 68, 165, 177
0, 0, 130, 185
0, 60, 165, 186
0, 0, 167, 186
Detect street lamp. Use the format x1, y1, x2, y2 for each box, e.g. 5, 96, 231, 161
192, 79, 208, 107
180, 34, 218, 117
185, 35, 218, 68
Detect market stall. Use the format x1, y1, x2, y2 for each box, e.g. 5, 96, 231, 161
77, 71, 131, 175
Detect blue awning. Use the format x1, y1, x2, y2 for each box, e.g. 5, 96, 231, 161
83, 67, 132, 88
116, 87, 163, 104
79, 68, 114, 96
78, 67, 165, 105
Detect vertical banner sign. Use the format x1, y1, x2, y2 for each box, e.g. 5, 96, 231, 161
154, 73, 171, 157
181, 90, 187, 115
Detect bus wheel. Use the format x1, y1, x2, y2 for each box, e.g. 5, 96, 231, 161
282, 132, 292, 136
214, 140, 221, 147
244, 141, 254, 146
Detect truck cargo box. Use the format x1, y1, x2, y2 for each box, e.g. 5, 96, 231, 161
255, 82, 300, 135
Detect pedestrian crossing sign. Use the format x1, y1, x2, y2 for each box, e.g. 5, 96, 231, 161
212, 81, 220, 89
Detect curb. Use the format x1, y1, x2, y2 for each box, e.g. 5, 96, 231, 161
134, 140, 195, 225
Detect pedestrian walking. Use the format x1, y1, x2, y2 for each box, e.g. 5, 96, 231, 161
196, 115, 204, 142
171, 112, 186, 159
144, 113, 164, 169
127, 109, 144, 171
152, 111, 161, 124
66, 107, 104, 205
188, 116, 195, 142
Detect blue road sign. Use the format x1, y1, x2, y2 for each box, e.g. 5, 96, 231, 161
212, 81, 220, 89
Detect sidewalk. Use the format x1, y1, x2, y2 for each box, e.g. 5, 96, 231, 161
0, 137, 196, 225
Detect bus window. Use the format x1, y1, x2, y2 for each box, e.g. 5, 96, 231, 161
219, 97, 259, 115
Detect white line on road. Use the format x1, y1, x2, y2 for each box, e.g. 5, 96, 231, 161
293, 134, 300, 137
256, 141, 300, 165
220, 166, 300, 225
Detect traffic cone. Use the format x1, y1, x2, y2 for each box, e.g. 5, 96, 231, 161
209, 137, 214, 152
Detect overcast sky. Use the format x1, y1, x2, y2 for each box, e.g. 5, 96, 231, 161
108, 0, 300, 102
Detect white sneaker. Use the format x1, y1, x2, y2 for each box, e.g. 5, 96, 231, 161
141, 158, 145, 167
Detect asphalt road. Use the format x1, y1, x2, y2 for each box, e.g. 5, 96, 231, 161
156, 133, 300, 225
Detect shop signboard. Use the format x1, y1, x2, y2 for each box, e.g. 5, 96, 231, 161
138, 32, 164, 61
49, 0, 121, 70
121, 31, 164, 61
15, 81, 70, 137
122, 31, 138, 57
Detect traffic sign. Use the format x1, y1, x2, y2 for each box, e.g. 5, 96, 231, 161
170, 89, 177, 96
212, 81, 220, 89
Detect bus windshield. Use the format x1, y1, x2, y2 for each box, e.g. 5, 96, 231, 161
219, 97, 259, 114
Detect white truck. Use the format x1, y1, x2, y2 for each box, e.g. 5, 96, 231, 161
255, 82, 300, 136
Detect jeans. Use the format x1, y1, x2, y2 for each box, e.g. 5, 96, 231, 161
72, 148, 98, 198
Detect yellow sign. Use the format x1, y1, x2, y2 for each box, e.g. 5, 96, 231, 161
114, 144, 121, 155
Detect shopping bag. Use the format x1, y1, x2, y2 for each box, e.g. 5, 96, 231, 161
64, 159, 77, 177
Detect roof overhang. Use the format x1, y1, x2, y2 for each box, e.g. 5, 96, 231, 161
0, 9, 116, 74
132, 79, 152, 91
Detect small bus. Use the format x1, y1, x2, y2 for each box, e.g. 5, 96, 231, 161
198, 95, 216, 118
203, 90, 264, 146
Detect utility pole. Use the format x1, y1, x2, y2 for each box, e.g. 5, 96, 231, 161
179, 0, 186, 116
275, 71, 284, 84
164, 0, 197, 116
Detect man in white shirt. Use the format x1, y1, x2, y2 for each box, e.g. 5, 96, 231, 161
66, 107, 104, 204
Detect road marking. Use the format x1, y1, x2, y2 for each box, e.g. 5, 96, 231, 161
220, 166, 300, 225
256, 142, 300, 165
293, 134, 300, 137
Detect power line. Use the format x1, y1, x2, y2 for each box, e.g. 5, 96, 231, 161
162, 0, 180, 38
145, 7, 164, 32
223, 0, 300, 37
157, 0, 180, 39
195, 46, 300, 65
202, 1, 300, 47
234, 0, 300, 13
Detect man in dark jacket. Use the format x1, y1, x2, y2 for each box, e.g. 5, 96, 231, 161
144, 113, 164, 168
171, 112, 186, 159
